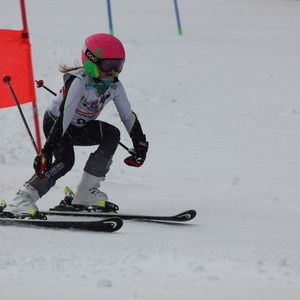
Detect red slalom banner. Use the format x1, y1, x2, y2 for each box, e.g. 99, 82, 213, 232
0, 29, 35, 108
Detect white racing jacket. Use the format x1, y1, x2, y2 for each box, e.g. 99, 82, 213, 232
46, 69, 145, 144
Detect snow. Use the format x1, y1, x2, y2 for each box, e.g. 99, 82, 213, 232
1, 0, 300, 299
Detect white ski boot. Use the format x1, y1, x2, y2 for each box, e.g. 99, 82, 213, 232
5, 183, 39, 216
72, 171, 118, 212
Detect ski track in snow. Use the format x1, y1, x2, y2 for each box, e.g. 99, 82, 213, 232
1, 0, 300, 299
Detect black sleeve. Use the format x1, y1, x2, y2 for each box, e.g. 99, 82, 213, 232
129, 112, 147, 143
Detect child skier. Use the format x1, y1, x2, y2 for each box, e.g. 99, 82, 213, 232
4, 33, 149, 216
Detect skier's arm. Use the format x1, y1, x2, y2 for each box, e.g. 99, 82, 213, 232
113, 82, 149, 167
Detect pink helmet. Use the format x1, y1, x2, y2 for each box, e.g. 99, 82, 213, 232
81, 33, 126, 78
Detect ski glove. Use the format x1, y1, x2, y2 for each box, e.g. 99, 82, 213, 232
124, 140, 149, 167
33, 143, 53, 179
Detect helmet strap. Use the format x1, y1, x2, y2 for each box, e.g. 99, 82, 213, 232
83, 46, 99, 64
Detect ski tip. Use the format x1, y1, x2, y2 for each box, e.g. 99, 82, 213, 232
102, 217, 123, 232
175, 209, 197, 221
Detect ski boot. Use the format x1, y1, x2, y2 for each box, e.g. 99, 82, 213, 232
3, 184, 40, 217
1, 200, 46, 220
52, 186, 119, 213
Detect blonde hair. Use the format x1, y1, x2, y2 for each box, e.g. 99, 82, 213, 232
59, 63, 84, 74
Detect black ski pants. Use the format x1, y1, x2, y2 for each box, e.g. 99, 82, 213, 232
29, 112, 120, 197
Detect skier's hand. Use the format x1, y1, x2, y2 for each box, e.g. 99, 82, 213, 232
33, 143, 53, 178
124, 140, 149, 167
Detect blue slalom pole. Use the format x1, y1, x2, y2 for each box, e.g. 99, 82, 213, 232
106, 0, 114, 35
173, 0, 183, 35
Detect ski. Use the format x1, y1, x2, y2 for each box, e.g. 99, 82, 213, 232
0, 215, 123, 232
41, 209, 197, 223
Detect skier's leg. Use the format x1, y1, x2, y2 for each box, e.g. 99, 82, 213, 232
72, 121, 120, 211
6, 117, 75, 215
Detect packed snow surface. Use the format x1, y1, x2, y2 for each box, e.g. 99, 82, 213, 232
1, 0, 300, 299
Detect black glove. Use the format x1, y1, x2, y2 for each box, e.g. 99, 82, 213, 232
33, 143, 53, 179
124, 141, 149, 167
124, 140, 149, 167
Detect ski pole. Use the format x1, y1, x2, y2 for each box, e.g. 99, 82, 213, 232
118, 141, 135, 155
35, 80, 57, 96
35, 79, 133, 154
3, 75, 39, 154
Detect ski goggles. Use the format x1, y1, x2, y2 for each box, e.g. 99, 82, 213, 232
97, 59, 125, 73
84, 47, 125, 73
